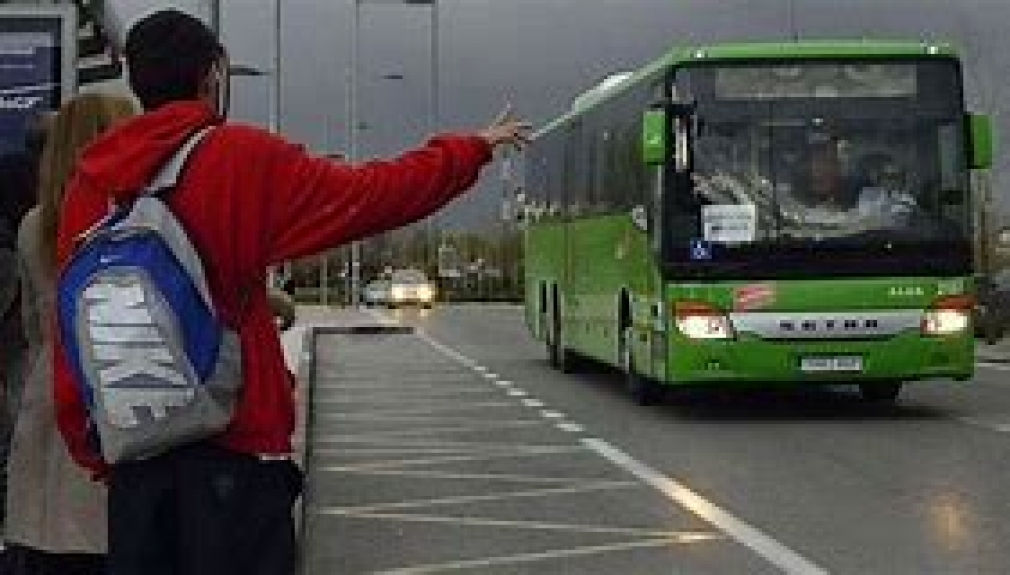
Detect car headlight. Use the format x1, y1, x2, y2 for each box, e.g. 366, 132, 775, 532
418, 285, 435, 301
391, 286, 407, 301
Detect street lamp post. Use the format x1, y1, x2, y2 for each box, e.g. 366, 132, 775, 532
425, 0, 439, 277
320, 152, 344, 305
208, 0, 221, 38
348, 0, 438, 306
348, 0, 361, 306
268, 0, 287, 291
209, 1, 288, 290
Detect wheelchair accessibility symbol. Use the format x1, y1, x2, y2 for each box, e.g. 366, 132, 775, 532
690, 239, 713, 261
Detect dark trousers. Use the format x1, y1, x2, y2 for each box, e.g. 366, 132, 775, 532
107, 443, 302, 575
0, 544, 105, 575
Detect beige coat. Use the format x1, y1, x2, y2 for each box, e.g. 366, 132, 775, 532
4, 206, 107, 553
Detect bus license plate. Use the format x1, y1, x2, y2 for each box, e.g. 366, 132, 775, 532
800, 356, 863, 373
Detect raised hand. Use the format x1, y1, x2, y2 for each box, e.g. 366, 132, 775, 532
478, 103, 533, 152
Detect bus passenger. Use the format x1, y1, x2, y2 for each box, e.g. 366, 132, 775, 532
854, 155, 918, 222
802, 140, 857, 211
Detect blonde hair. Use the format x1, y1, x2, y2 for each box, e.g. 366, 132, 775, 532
38, 92, 137, 270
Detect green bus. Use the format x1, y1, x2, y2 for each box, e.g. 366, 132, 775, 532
521, 41, 995, 404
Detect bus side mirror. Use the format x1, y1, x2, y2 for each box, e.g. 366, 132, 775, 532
969, 113, 994, 170
641, 108, 667, 165
642, 102, 694, 170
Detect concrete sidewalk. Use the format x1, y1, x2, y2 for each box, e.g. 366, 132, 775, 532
282, 305, 383, 373
285, 304, 399, 548
284, 305, 391, 465
976, 338, 1010, 363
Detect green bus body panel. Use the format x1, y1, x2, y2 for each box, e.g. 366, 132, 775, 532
565, 215, 655, 364
667, 276, 968, 312
525, 214, 657, 364
524, 220, 567, 340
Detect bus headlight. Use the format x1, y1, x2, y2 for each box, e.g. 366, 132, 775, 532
674, 301, 735, 340
922, 295, 972, 336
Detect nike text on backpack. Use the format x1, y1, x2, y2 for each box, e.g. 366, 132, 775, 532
57, 127, 243, 463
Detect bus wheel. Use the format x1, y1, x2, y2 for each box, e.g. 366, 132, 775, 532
546, 314, 561, 369
621, 327, 660, 405
859, 382, 902, 404
547, 312, 576, 373
984, 323, 1004, 345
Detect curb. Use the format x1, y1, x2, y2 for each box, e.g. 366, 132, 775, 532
977, 352, 1010, 363
294, 320, 414, 574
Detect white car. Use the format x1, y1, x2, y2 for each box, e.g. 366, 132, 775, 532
362, 279, 391, 306
387, 269, 436, 307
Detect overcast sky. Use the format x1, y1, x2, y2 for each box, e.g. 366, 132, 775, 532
105, 0, 1009, 229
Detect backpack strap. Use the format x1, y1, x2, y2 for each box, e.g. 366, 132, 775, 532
144, 126, 215, 197
112, 125, 217, 315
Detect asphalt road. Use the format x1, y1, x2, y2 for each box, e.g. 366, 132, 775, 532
301, 303, 1010, 574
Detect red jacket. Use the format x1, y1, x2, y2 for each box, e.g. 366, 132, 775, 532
55, 101, 491, 475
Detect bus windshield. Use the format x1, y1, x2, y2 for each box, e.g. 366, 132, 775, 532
665, 59, 971, 280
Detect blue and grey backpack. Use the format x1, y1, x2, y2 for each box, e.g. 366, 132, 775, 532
57, 127, 242, 463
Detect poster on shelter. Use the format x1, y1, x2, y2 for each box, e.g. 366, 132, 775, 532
0, 18, 64, 154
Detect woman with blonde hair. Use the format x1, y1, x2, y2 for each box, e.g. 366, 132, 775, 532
4, 92, 136, 575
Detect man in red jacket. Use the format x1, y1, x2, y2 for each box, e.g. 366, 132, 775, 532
54, 9, 529, 575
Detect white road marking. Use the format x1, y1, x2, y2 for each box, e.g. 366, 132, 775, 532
328, 480, 640, 513
314, 401, 515, 417
541, 410, 565, 419
320, 509, 716, 539
317, 445, 544, 456
361, 307, 405, 326
957, 417, 1010, 433
317, 467, 622, 484
319, 445, 586, 470
323, 420, 549, 440
521, 398, 544, 408
315, 380, 482, 391
369, 537, 721, 575
314, 390, 496, 401
407, 326, 830, 574
976, 361, 1010, 372
585, 438, 829, 575
328, 413, 528, 424
412, 329, 477, 367
312, 437, 574, 449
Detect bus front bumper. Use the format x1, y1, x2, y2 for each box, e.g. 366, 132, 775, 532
663, 331, 973, 386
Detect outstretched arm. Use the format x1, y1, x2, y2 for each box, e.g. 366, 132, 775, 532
264, 104, 530, 265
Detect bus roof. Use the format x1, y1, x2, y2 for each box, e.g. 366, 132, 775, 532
535, 40, 959, 138
675, 39, 957, 62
